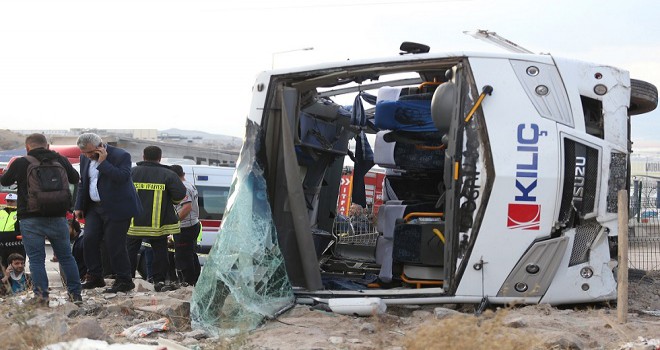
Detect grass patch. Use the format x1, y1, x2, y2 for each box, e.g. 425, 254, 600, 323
404, 309, 543, 350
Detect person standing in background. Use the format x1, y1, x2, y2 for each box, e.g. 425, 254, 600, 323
0, 193, 24, 267
170, 165, 201, 285
127, 146, 186, 292
0, 133, 82, 305
75, 133, 142, 293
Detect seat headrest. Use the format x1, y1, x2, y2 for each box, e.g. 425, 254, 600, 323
374, 130, 397, 169
430, 82, 457, 133
377, 86, 404, 103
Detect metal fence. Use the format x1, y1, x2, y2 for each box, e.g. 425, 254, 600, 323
629, 178, 660, 271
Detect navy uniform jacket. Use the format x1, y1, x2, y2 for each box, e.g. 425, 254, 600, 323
74, 144, 142, 221
128, 161, 186, 238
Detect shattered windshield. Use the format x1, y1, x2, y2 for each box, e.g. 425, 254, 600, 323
190, 121, 295, 337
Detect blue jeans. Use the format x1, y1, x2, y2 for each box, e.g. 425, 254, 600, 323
20, 217, 82, 298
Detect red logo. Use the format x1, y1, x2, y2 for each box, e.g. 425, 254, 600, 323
507, 203, 540, 230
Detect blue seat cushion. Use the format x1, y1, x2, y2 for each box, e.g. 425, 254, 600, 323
374, 99, 437, 132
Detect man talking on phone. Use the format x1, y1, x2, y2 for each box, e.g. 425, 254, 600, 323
74, 133, 142, 293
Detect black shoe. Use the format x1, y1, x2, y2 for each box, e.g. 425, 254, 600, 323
154, 281, 179, 292
103, 279, 135, 293
81, 275, 106, 289
70, 293, 83, 306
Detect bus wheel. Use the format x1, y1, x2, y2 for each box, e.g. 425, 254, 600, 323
629, 79, 658, 115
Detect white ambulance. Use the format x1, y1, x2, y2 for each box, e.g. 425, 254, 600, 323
175, 164, 234, 254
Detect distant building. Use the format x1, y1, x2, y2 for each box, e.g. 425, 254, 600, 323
70, 128, 158, 141
10, 128, 239, 166
631, 153, 660, 178
12, 129, 70, 136
13, 128, 159, 142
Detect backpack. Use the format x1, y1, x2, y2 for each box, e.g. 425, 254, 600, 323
25, 155, 72, 216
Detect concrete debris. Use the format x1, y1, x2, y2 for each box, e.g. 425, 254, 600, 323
119, 317, 170, 339
43, 338, 161, 350
133, 295, 190, 328
183, 329, 208, 340
504, 317, 528, 328
359, 322, 376, 334
181, 337, 199, 346
619, 337, 660, 350
411, 310, 432, 318
134, 279, 155, 292
67, 318, 107, 340
27, 312, 69, 337
433, 307, 460, 319
157, 337, 191, 350
61, 301, 81, 317
543, 335, 584, 350
328, 336, 344, 344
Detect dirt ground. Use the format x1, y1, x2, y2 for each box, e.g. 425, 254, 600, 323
0, 271, 658, 350
239, 271, 660, 350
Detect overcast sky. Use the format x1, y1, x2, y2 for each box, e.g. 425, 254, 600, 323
0, 0, 658, 146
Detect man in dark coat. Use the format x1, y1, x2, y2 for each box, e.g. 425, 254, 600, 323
74, 133, 142, 293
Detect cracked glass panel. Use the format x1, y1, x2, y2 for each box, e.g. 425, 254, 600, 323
190, 121, 295, 337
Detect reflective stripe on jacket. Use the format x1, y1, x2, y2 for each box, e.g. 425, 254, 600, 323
128, 161, 186, 238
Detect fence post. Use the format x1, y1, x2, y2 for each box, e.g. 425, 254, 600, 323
633, 180, 641, 222
617, 189, 629, 323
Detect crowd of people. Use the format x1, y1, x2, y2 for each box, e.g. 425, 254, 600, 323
0, 132, 201, 306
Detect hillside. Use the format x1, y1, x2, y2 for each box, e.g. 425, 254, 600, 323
0, 129, 24, 150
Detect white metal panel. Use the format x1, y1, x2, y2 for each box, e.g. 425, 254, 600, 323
509, 60, 574, 127
541, 229, 617, 304
456, 57, 561, 297
553, 57, 630, 149
266, 51, 555, 76
248, 72, 270, 125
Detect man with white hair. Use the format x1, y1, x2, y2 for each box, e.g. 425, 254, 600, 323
74, 132, 142, 293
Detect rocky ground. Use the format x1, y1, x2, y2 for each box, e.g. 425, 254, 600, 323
0, 271, 658, 350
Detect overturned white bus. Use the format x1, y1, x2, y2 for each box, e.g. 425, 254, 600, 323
195, 47, 658, 314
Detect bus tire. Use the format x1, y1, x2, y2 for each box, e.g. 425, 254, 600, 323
629, 79, 658, 115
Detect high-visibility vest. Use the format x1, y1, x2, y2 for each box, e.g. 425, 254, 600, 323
0, 208, 17, 232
